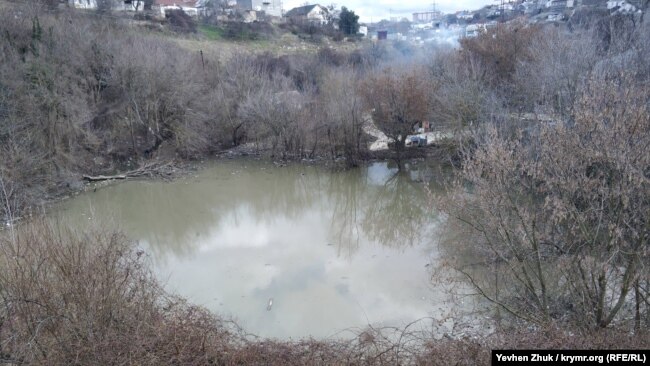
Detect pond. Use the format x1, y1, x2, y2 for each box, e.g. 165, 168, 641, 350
53, 159, 474, 339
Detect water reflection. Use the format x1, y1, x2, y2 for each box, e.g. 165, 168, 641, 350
53, 160, 449, 338
363, 171, 434, 249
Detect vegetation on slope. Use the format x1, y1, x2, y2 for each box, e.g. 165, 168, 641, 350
0, 2, 648, 362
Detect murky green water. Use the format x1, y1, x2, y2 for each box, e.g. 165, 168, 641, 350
53, 159, 464, 339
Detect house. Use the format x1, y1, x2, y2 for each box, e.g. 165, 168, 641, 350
284, 4, 330, 25
154, 0, 205, 17
412, 11, 443, 23
121, 0, 146, 11
549, 0, 568, 13
466, 24, 480, 37
68, 0, 145, 11
236, 0, 282, 17
464, 23, 495, 37
69, 0, 97, 9
607, 0, 638, 12
358, 25, 368, 36
455, 10, 475, 20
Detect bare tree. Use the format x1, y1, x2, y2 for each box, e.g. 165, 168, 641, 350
318, 67, 365, 166
205, 54, 266, 148
361, 67, 430, 166
440, 74, 650, 330
238, 76, 313, 159
513, 26, 597, 117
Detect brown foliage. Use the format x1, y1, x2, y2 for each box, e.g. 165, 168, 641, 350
459, 21, 543, 90
0, 221, 237, 365
361, 67, 430, 155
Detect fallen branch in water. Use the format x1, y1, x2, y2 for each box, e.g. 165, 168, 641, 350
82, 161, 179, 182
82, 174, 127, 182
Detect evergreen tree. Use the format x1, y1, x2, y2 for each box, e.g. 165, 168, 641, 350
338, 7, 359, 35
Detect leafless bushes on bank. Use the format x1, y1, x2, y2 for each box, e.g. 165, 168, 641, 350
2, 0, 650, 344
0, 6, 386, 221
1, 220, 646, 365
438, 71, 650, 331
0, 221, 239, 364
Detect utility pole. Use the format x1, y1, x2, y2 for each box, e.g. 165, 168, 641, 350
494, 0, 505, 23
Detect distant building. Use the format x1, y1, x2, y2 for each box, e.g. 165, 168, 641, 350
464, 22, 496, 37
284, 4, 330, 24
359, 25, 368, 36
69, 0, 147, 11
549, 0, 568, 13
607, 0, 638, 11
455, 10, 475, 20
155, 0, 205, 16
235, 0, 282, 17
626, 0, 645, 8
69, 0, 97, 9
377, 30, 388, 40
412, 11, 443, 23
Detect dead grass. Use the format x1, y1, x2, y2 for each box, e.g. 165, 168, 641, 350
169, 22, 365, 61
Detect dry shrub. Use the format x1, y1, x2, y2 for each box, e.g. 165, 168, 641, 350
317, 47, 346, 67
0, 222, 647, 365
166, 9, 197, 33
0, 223, 467, 365
439, 73, 650, 330
223, 21, 274, 41
417, 327, 650, 366
0, 221, 237, 365
426, 51, 503, 130
459, 20, 543, 90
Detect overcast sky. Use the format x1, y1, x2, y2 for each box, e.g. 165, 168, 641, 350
282, 0, 494, 22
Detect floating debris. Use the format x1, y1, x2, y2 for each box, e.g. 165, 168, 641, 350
267, 298, 273, 311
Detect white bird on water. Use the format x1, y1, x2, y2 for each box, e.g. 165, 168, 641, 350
267, 298, 273, 311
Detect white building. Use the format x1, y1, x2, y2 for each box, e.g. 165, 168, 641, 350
69, 0, 149, 11
284, 4, 330, 25
69, 0, 97, 9
154, 0, 206, 16
236, 0, 282, 17
359, 25, 368, 36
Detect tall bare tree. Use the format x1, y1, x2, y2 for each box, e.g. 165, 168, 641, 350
361, 67, 429, 166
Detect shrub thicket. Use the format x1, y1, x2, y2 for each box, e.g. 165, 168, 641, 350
0, 222, 647, 365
